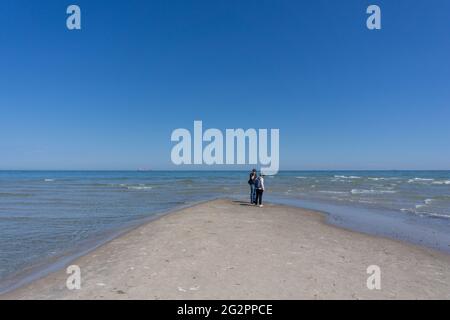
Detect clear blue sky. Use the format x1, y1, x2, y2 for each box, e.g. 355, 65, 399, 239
1, 0, 449, 170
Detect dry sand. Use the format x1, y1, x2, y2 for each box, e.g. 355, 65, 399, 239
2, 199, 450, 299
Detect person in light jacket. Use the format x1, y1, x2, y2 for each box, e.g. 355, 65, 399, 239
254, 173, 265, 207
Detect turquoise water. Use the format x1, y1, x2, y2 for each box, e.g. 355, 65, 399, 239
0, 170, 450, 293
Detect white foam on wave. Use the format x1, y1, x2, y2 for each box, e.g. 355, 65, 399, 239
334, 175, 360, 179
44, 179, 55, 182
400, 204, 450, 220
432, 180, 450, 185
408, 178, 434, 183
127, 185, 153, 190
295, 176, 307, 179
358, 200, 376, 204
351, 189, 396, 195
319, 191, 348, 195
424, 212, 450, 219
367, 177, 398, 181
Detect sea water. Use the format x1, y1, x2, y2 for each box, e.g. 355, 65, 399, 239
0, 170, 449, 293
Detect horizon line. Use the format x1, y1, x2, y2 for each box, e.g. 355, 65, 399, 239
1, 169, 450, 172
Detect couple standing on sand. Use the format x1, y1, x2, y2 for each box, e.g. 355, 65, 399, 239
248, 169, 265, 207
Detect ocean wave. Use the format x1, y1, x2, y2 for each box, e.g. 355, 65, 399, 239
122, 184, 154, 190
424, 212, 450, 219
44, 179, 55, 182
407, 178, 434, 183
431, 180, 450, 185
318, 191, 348, 194
334, 175, 360, 179
351, 189, 396, 195
127, 186, 153, 190
358, 200, 376, 204
295, 176, 307, 179
104, 183, 156, 190
400, 207, 450, 220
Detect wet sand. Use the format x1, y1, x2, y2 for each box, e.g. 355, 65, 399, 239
3, 199, 450, 299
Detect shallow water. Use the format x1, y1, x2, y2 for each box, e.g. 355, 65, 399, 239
0, 170, 449, 293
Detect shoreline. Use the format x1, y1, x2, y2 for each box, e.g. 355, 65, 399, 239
0, 198, 219, 295
268, 197, 450, 254
2, 199, 450, 299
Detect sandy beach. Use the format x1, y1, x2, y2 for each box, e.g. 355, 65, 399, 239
2, 199, 450, 300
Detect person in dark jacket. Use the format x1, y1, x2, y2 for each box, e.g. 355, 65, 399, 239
248, 169, 257, 204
